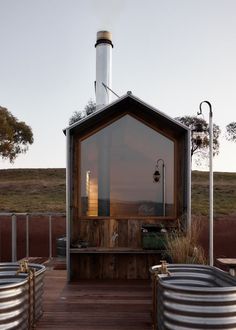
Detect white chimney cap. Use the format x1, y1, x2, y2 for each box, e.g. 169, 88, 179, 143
95, 31, 113, 47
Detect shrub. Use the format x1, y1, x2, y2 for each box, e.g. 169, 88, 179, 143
165, 217, 207, 264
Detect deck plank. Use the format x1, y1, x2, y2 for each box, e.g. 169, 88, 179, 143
36, 269, 152, 330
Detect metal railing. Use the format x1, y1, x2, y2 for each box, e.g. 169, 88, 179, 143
0, 213, 66, 262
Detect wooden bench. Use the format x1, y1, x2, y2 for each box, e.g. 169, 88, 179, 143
217, 258, 236, 276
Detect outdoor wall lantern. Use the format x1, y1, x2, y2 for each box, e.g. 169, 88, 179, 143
153, 169, 161, 183
153, 158, 166, 216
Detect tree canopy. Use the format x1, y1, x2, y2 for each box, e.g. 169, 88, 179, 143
225, 122, 236, 142
0, 106, 33, 163
175, 116, 221, 160
69, 100, 96, 125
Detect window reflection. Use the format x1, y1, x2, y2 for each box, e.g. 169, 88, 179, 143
81, 115, 174, 217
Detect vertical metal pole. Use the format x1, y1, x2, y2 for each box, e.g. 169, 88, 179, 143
162, 163, 166, 216
11, 214, 17, 262
156, 158, 166, 217
199, 101, 214, 266
66, 129, 71, 281
26, 214, 29, 258
209, 109, 214, 266
49, 215, 52, 259
187, 129, 192, 233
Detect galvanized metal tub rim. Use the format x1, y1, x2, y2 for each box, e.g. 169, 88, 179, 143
0, 263, 46, 330
151, 264, 236, 329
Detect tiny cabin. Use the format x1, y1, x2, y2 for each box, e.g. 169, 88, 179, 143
65, 92, 191, 281
65, 31, 190, 281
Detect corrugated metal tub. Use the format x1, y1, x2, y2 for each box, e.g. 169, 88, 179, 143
0, 262, 46, 330
150, 264, 236, 330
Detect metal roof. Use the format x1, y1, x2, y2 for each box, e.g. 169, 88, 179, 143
63, 92, 190, 134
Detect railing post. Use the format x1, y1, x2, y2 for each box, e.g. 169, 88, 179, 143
11, 214, 17, 262
49, 215, 52, 259
26, 214, 29, 258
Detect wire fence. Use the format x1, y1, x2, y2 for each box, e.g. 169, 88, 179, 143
0, 213, 66, 262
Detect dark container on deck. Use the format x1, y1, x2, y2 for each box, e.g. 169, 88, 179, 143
141, 224, 166, 250
56, 236, 66, 257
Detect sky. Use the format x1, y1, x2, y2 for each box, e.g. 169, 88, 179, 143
0, 0, 235, 172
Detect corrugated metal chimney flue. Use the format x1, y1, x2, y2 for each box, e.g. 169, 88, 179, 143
95, 31, 113, 110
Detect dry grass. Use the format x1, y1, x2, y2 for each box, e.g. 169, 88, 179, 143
0, 168, 65, 212
165, 217, 207, 264
192, 171, 236, 216
0, 169, 235, 215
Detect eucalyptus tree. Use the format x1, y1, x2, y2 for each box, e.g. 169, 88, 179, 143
225, 122, 236, 142
0, 106, 33, 163
69, 100, 96, 125
175, 116, 221, 161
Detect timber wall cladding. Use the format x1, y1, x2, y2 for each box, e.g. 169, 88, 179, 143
76, 219, 175, 248
70, 218, 175, 280
70, 253, 161, 280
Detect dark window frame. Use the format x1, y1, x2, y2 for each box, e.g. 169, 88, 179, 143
78, 112, 178, 220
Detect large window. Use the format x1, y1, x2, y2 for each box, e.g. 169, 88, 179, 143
80, 115, 175, 217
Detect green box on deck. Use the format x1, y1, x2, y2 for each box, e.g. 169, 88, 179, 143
141, 224, 167, 250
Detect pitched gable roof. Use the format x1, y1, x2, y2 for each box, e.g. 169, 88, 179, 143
64, 92, 190, 135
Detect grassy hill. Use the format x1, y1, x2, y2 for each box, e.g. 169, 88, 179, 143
0, 169, 235, 216
192, 171, 236, 216
0, 169, 65, 213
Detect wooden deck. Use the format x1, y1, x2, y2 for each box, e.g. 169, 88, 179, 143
36, 268, 152, 330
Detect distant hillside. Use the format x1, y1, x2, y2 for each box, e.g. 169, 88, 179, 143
0, 169, 235, 216
0, 169, 65, 213
191, 171, 236, 216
